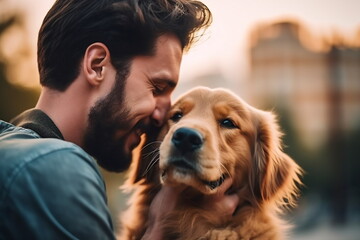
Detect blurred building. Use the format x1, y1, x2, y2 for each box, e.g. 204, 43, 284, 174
247, 21, 360, 149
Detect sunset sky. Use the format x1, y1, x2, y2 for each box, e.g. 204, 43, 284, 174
2, 0, 360, 88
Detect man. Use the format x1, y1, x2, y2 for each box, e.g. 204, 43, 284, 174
0, 0, 238, 239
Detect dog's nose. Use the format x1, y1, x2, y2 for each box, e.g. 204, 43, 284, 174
172, 127, 203, 152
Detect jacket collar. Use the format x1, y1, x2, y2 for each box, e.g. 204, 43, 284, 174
11, 109, 64, 140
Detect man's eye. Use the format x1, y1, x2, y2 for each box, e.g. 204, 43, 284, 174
153, 84, 167, 96
220, 118, 238, 129
153, 86, 164, 95
170, 112, 183, 122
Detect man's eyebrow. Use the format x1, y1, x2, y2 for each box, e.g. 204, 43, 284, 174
155, 78, 177, 88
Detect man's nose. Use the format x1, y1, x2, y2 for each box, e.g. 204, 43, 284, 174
151, 97, 171, 127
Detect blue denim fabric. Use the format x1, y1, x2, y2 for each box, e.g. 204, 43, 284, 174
0, 120, 115, 240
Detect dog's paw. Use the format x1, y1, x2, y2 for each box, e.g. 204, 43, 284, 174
199, 229, 241, 240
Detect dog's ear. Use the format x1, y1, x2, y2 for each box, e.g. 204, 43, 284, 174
250, 111, 302, 207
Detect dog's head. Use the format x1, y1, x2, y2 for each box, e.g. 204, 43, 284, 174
128, 87, 302, 206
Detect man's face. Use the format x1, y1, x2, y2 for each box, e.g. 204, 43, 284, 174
84, 34, 182, 172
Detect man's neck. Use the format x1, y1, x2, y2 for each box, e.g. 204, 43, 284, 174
35, 84, 90, 147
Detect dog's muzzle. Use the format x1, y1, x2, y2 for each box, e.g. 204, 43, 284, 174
164, 127, 227, 190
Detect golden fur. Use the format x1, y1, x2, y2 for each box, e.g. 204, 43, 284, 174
118, 87, 302, 240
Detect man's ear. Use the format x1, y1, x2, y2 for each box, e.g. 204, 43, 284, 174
83, 42, 111, 86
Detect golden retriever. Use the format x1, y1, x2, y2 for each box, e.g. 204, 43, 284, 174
118, 87, 302, 240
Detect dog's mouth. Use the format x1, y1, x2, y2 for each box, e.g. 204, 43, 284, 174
161, 167, 227, 191
202, 174, 227, 190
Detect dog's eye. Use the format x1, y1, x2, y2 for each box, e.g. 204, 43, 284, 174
220, 118, 238, 129
170, 112, 183, 122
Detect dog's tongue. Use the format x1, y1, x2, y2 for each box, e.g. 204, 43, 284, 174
202, 174, 227, 190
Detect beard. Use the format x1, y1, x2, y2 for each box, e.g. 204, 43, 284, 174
83, 71, 134, 172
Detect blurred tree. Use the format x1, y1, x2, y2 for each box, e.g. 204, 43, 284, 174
326, 46, 347, 225
276, 108, 322, 195
346, 127, 360, 216
0, 12, 39, 121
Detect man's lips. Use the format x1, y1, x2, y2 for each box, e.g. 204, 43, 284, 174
134, 120, 151, 135
134, 128, 143, 137
127, 123, 150, 150
113, 120, 152, 152
128, 129, 144, 150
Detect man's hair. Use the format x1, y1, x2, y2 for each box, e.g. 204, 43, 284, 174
37, 0, 212, 91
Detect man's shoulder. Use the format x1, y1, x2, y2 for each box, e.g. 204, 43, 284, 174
0, 120, 100, 190
0, 120, 91, 160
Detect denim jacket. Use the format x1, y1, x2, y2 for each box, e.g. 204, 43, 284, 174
0, 109, 115, 240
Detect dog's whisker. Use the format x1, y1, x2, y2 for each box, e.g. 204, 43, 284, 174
141, 141, 161, 159
142, 148, 160, 159
142, 152, 160, 177
142, 159, 159, 178
141, 140, 162, 151
140, 140, 161, 177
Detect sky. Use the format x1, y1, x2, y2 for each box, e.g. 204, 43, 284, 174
2, 0, 360, 87
181, 0, 360, 82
